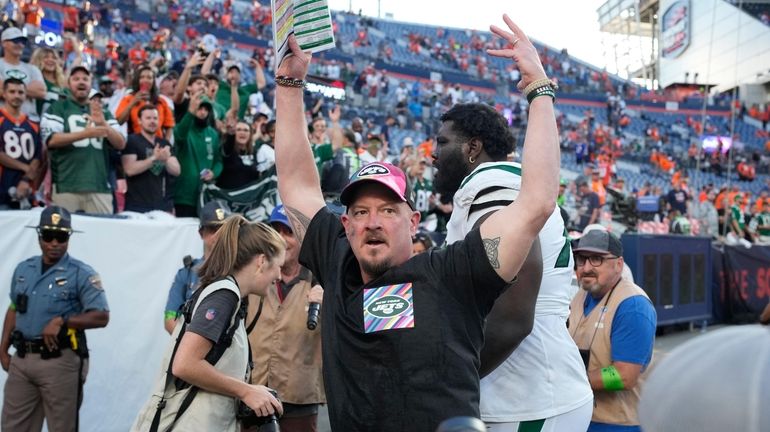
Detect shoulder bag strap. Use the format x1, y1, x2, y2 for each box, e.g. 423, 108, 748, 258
245, 296, 264, 335
149, 279, 240, 432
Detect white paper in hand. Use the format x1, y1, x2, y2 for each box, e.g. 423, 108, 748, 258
272, 0, 336, 71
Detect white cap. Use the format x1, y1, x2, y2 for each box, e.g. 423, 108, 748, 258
1, 27, 26, 42
402, 137, 414, 147
639, 325, 770, 432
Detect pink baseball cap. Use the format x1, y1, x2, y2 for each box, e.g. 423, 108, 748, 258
340, 162, 415, 209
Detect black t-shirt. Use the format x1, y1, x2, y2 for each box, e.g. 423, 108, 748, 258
216, 134, 260, 189
187, 288, 239, 343
123, 134, 175, 211
666, 189, 688, 214
299, 208, 507, 432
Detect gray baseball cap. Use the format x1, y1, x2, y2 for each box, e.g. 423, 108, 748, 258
573, 230, 623, 257
639, 325, 770, 432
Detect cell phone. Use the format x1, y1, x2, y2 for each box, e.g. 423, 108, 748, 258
140, 82, 150, 93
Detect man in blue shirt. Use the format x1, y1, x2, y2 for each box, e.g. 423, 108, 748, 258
0, 206, 109, 431
568, 230, 657, 432
163, 200, 231, 333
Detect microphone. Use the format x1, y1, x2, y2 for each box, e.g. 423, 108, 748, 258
307, 302, 321, 330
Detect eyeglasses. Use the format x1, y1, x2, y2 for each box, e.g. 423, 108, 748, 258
39, 230, 71, 243
575, 255, 618, 267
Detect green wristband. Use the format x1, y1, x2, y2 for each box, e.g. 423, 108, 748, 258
601, 365, 625, 391
527, 86, 556, 104
164, 311, 180, 321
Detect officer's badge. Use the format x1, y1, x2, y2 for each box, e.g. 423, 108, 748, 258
89, 275, 104, 290
51, 213, 61, 226
215, 208, 225, 221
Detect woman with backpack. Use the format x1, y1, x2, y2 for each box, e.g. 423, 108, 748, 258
132, 215, 285, 431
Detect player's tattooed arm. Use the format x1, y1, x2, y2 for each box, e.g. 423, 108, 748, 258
482, 236, 501, 269
285, 206, 311, 244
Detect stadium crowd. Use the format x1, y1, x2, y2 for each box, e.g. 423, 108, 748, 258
0, 1, 769, 431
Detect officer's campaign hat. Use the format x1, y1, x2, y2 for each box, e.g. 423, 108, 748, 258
199, 201, 232, 228
35, 206, 74, 233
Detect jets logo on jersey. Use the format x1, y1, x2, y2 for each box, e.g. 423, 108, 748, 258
358, 163, 389, 177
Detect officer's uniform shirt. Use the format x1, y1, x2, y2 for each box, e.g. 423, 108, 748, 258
164, 257, 202, 320
10, 253, 109, 339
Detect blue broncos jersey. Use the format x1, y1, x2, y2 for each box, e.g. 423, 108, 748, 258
0, 109, 41, 204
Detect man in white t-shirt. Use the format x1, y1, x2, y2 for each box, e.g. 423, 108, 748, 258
435, 103, 593, 432
0, 27, 46, 121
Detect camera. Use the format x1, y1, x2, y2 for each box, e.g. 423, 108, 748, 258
237, 390, 281, 431
15, 294, 28, 314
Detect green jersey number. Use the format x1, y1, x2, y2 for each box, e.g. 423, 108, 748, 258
68, 115, 103, 149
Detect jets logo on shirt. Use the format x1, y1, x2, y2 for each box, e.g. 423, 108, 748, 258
363, 283, 415, 333
367, 295, 409, 318
6, 69, 28, 81
358, 164, 389, 177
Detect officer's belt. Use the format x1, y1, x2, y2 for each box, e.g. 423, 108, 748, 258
21, 339, 46, 354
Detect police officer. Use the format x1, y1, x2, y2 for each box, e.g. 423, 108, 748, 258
163, 201, 232, 333
0, 206, 110, 431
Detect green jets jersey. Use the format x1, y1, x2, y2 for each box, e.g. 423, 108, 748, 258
412, 176, 433, 220
41, 97, 120, 193
730, 205, 746, 230
312, 142, 333, 173
757, 212, 770, 236
37, 79, 65, 118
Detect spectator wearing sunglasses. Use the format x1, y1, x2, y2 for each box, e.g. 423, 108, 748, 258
163, 200, 231, 333
1, 206, 109, 431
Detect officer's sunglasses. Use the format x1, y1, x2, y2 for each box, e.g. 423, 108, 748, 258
39, 230, 71, 243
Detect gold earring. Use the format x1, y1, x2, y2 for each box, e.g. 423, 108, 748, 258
469, 156, 475, 164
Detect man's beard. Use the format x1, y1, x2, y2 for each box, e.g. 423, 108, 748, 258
434, 151, 470, 197
579, 276, 602, 296
360, 256, 392, 280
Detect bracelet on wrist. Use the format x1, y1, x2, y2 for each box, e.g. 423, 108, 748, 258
521, 78, 558, 96
527, 86, 556, 104
275, 75, 305, 88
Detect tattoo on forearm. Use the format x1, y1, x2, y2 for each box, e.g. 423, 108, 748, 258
483, 236, 501, 269
285, 206, 311, 244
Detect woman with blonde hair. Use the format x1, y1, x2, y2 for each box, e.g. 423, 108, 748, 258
29, 47, 66, 115
133, 214, 286, 431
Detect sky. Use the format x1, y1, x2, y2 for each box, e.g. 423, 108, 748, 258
326, 0, 648, 78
